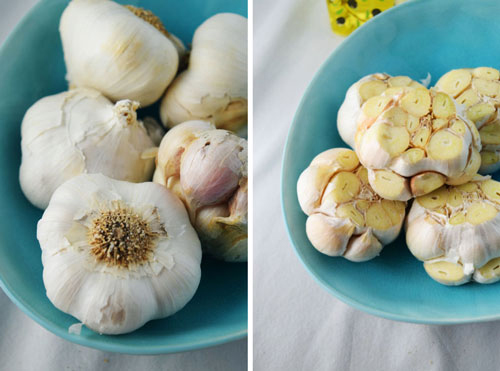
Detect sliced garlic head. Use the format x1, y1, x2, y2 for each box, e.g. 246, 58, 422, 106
436, 67, 500, 173
60, 0, 180, 107
37, 174, 202, 335
154, 121, 247, 262
355, 87, 482, 201
297, 148, 406, 261
337, 73, 425, 148
406, 177, 500, 285
160, 13, 248, 135
20, 88, 155, 209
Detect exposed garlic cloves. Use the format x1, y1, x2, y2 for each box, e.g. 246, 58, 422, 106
355, 86, 481, 199
297, 148, 406, 261
436, 67, 500, 173
406, 178, 500, 285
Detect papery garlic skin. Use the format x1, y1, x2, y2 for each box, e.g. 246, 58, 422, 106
160, 13, 248, 134
154, 121, 248, 262
20, 88, 155, 209
337, 74, 426, 148
60, 0, 179, 107
38, 174, 202, 335
436, 67, 500, 174
297, 148, 406, 262
406, 177, 500, 285
354, 86, 481, 201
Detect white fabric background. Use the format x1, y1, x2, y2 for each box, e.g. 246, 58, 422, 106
0, 1, 246, 370
254, 0, 500, 370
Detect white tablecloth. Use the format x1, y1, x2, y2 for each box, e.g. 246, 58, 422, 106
0, 1, 246, 369
254, 0, 500, 370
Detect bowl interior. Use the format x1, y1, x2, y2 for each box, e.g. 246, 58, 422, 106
0, 0, 247, 354
282, 0, 500, 324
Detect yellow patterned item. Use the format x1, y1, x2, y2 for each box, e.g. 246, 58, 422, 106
327, 0, 395, 36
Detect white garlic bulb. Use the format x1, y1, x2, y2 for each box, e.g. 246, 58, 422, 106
406, 178, 500, 285
435, 67, 500, 173
38, 174, 202, 334
297, 148, 406, 261
20, 88, 155, 209
60, 0, 180, 107
354, 86, 482, 201
160, 13, 248, 134
337, 73, 425, 148
153, 121, 247, 262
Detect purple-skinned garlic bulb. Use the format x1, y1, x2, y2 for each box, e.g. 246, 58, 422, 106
153, 120, 247, 262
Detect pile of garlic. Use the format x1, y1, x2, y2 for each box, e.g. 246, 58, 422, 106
436, 68, 500, 173
298, 67, 500, 286
18, 0, 247, 334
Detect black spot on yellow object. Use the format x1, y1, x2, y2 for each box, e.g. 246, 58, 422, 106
327, 0, 395, 36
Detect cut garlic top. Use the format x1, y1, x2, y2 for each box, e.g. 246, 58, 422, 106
20, 88, 155, 209
160, 13, 248, 135
153, 121, 248, 262
354, 86, 482, 201
38, 174, 202, 334
60, 0, 179, 107
406, 178, 500, 285
337, 73, 425, 148
436, 67, 500, 173
297, 148, 406, 262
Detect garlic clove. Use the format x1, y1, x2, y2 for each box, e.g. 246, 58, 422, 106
156, 120, 215, 183
160, 13, 248, 134
423, 261, 471, 286
473, 257, 500, 284
180, 129, 247, 210
38, 173, 201, 335
297, 148, 406, 261
60, 0, 180, 107
343, 229, 383, 262
20, 88, 155, 209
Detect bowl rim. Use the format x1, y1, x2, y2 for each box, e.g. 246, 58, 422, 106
0, 0, 247, 354
280, 0, 500, 325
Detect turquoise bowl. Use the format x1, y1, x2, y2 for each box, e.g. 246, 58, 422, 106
0, 0, 247, 354
282, 0, 500, 324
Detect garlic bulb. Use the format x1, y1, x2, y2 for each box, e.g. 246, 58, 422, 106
436, 67, 500, 173
60, 0, 180, 107
20, 88, 155, 209
354, 86, 482, 201
338, 73, 425, 148
38, 174, 202, 334
406, 177, 500, 285
297, 148, 406, 261
160, 13, 248, 134
153, 121, 247, 262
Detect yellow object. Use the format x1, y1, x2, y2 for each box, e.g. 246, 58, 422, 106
327, 0, 395, 36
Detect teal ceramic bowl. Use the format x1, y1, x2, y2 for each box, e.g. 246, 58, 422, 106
0, 0, 247, 354
282, 0, 500, 324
